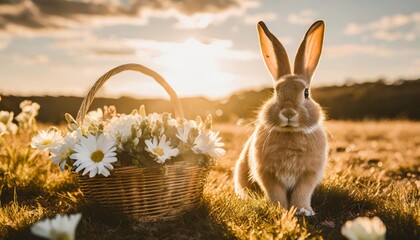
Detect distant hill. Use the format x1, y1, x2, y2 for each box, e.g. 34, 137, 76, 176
1, 79, 419, 123
313, 79, 420, 120
217, 78, 420, 121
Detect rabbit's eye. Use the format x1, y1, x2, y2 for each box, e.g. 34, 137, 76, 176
304, 88, 309, 98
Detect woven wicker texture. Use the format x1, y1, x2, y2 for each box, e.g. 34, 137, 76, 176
79, 162, 208, 221
76, 63, 208, 222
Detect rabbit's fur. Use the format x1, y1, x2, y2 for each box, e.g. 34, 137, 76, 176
234, 21, 328, 216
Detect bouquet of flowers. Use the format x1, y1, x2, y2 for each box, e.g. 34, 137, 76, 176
31, 105, 225, 178
1, 99, 40, 136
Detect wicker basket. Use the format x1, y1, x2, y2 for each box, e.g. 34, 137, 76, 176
76, 63, 208, 222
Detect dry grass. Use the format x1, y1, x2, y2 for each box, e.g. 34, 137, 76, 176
1, 121, 419, 239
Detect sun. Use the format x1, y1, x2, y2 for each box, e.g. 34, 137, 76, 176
125, 37, 254, 98
155, 38, 236, 98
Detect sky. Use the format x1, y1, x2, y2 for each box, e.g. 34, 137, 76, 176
0, 0, 419, 99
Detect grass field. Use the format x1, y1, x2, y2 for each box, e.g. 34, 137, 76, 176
1, 121, 419, 239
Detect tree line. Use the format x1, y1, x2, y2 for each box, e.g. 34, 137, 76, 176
1, 79, 419, 123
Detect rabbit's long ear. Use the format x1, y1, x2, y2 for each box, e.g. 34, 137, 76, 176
294, 20, 325, 84
257, 21, 291, 81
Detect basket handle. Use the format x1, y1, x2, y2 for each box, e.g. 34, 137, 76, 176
76, 63, 184, 124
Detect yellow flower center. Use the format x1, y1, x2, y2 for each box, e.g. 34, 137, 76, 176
50, 230, 71, 240
42, 139, 52, 146
153, 147, 164, 156
91, 150, 104, 163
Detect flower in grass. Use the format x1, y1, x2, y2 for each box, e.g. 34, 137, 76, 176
16, 100, 40, 121
50, 130, 80, 171
192, 131, 225, 158
0, 110, 13, 125
0, 123, 6, 136
70, 134, 117, 178
31, 213, 81, 240
16, 100, 40, 131
145, 135, 179, 163
0, 111, 18, 135
31, 129, 64, 150
341, 216, 386, 240
6, 122, 18, 135
19, 100, 40, 116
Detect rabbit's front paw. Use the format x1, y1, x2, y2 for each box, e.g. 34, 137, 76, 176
296, 208, 315, 216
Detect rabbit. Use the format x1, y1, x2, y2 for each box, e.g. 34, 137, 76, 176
234, 20, 328, 216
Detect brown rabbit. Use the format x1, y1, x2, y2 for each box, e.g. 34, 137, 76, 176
233, 20, 328, 216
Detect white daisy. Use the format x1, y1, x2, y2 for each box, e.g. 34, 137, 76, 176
50, 131, 79, 171
192, 131, 225, 158
176, 121, 196, 143
104, 114, 142, 143
20, 100, 40, 114
167, 118, 178, 127
70, 134, 117, 178
0, 111, 18, 135
341, 216, 386, 240
145, 135, 179, 164
16, 101, 40, 123
31, 213, 81, 240
0, 110, 13, 125
7, 122, 18, 135
0, 122, 7, 136
31, 130, 64, 150
146, 113, 162, 125
82, 108, 103, 129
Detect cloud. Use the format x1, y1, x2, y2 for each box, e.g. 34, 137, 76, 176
91, 48, 136, 57
371, 30, 416, 42
172, 0, 260, 29
287, 9, 318, 25
0, 38, 10, 50
69, 38, 259, 96
244, 12, 278, 25
326, 43, 420, 58
406, 58, 420, 75
51, 34, 257, 62
325, 44, 399, 58
12, 54, 49, 64
0, 0, 259, 35
344, 12, 419, 42
126, 37, 257, 61
51, 35, 138, 61
344, 12, 420, 35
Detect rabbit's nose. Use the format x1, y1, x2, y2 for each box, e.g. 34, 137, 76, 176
280, 109, 298, 120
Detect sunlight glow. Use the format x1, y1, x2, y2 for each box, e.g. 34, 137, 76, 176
124, 37, 256, 98
145, 38, 243, 98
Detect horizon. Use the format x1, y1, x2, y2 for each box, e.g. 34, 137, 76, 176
1, 77, 417, 101
0, 0, 419, 98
